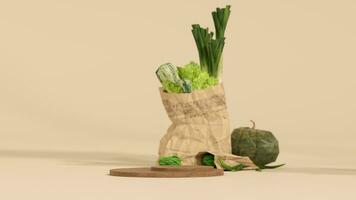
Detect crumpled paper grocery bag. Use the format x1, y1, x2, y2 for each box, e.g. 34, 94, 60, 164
158, 84, 257, 169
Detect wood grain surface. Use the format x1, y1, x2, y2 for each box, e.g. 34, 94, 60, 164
109, 166, 224, 178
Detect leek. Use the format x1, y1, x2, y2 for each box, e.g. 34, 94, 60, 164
191, 5, 231, 80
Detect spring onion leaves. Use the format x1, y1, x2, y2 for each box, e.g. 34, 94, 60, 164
192, 5, 231, 80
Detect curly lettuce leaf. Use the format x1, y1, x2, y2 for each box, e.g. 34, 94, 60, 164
178, 62, 218, 91
162, 80, 183, 93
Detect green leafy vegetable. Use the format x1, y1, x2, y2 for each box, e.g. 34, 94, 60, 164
158, 62, 218, 93
192, 5, 231, 79
259, 164, 285, 169
219, 159, 246, 171
156, 63, 191, 93
201, 153, 216, 167
178, 62, 218, 91
162, 80, 184, 93
158, 155, 182, 166
212, 6, 231, 40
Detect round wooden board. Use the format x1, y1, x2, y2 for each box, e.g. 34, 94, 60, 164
109, 166, 224, 178
151, 165, 214, 172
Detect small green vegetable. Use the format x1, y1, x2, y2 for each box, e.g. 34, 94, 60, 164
201, 153, 216, 167
158, 155, 182, 166
162, 80, 184, 93
260, 164, 285, 169
219, 159, 246, 171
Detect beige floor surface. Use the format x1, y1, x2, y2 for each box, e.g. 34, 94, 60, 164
1, 150, 355, 200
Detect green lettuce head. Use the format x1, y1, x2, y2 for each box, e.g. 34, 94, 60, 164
178, 62, 218, 91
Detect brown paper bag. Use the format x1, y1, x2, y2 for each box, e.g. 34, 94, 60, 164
158, 84, 257, 169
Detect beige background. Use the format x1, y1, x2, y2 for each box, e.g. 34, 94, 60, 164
1, 1, 356, 199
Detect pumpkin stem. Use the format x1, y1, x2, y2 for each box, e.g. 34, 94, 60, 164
250, 120, 256, 129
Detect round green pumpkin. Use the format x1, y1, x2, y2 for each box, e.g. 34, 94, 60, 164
231, 121, 279, 166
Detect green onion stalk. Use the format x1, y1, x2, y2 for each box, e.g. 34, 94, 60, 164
192, 5, 231, 81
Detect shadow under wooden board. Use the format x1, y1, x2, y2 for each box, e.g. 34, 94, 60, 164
109, 166, 224, 178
